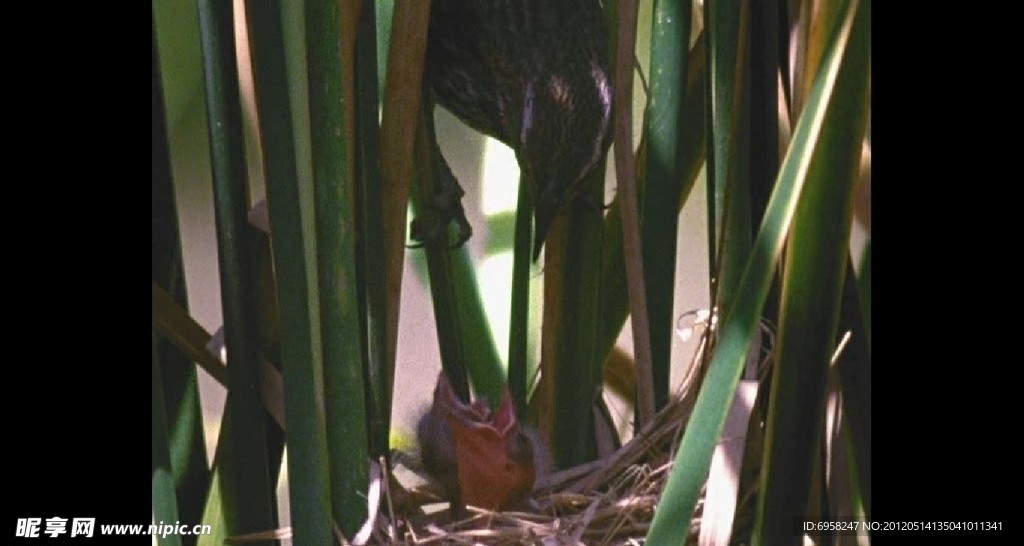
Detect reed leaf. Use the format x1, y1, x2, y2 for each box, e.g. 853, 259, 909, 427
646, 0, 864, 540
152, 331, 183, 546
857, 238, 871, 344
752, 1, 868, 541
836, 260, 872, 520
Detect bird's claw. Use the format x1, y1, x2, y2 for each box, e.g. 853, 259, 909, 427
409, 171, 473, 250
408, 202, 473, 251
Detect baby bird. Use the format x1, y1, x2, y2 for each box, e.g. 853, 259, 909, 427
417, 372, 550, 512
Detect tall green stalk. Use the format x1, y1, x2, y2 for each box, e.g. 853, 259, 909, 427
412, 106, 505, 404
508, 181, 533, 415
152, 20, 209, 544
306, 0, 370, 535
412, 106, 471, 402
245, 1, 334, 543
599, 33, 707, 376
749, 0, 782, 331
642, 0, 692, 410
543, 167, 605, 467
353, 0, 391, 459
705, 0, 752, 313
197, 0, 277, 540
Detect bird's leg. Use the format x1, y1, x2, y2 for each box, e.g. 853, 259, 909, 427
409, 96, 473, 250
431, 148, 474, 249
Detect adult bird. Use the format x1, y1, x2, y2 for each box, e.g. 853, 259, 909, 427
415, 0, 614, 260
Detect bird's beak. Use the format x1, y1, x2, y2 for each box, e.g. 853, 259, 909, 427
532, 200, 557, 261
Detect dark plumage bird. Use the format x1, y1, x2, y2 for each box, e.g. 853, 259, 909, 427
421, 0, 614, 260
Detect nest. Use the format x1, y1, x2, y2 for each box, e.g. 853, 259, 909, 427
225, 316, 780, 546
372, 353, 710, 546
